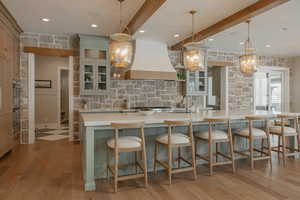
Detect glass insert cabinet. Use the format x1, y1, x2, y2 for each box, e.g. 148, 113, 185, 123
79, 35, 110, 95
186, 69, 207, 96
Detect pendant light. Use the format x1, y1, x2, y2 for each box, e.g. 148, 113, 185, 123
109, 0, 133, 68
239, 20, 257, 75
183, 10, 205, 72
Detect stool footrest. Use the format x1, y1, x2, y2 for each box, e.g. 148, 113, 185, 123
253, 148, 269, 156
156, 160, 169, 169
195, 153, 209, 161
171, 167, 194, 174
118, 173, 145, 181
217, 151, 234, 160
212, 161, 233, 166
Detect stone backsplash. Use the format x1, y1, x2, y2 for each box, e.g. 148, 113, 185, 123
78, 80, 178, 110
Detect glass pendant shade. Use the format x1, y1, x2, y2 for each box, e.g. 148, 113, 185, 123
109, 33, 133, 68
239, 20, 257, 75
239, 52, 257, 74
184, 42, 205, 71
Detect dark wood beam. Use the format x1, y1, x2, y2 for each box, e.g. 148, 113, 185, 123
123, 0, 167, 34
23, 47, 78, 57
171, 0, 290, 50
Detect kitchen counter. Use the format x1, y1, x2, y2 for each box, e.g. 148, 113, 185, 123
80, 110, 299, 191
80, 110, 284, 126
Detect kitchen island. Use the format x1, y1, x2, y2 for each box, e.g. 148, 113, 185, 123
80, 110, 297, 191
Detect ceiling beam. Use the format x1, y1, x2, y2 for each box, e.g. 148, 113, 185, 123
171, 0, 290, 50
23, 47, 78, 57
123, 0, 167, 34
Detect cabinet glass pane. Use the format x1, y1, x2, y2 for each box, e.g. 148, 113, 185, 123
199, 78, 205, 91
187, 72, 197, 92
98, 66, 106, 73
84, 82, 93, 89
199, 71, 205, 77
199, 71, 206, 92
97, 66, 107, 90
98, 83, 106, 90
84, 65, 93, 90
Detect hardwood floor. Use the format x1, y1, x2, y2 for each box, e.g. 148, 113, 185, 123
1, 139, 300, 200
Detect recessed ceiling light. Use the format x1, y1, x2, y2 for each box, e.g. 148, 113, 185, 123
91, 24, 98, 28
240, 42, 244, 45
139, 30, 145, 33
208, 38, 214, 42
41, 18, 50, 22
173, 34, 180, 38
265, 44, 271, 48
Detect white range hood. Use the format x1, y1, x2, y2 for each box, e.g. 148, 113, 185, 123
125, 39, 177, 80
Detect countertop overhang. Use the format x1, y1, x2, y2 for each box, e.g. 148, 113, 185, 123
80, 110, 298, 127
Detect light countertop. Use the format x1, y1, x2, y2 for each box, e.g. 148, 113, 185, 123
80, 110, 298, 127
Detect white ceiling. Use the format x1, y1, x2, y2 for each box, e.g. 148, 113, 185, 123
207, 0, 300, 57
136, 0, 258, 43
3, 0, 299, 56
2, 0, 145, 35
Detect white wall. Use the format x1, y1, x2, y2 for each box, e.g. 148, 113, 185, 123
35, 55, 68, 128
291, 57, 300, 112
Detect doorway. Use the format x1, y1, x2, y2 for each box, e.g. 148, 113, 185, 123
254, 67, 289, 112
206, 66, 228, 111
58, 68, 69, 129
28, 54, 74, 144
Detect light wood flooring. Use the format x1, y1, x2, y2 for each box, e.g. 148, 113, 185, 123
1, 139, 300, 200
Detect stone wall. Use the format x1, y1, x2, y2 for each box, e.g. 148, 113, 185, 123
19, 32, 295, 143
77, 80, 178, 109
169, 50, 294, 111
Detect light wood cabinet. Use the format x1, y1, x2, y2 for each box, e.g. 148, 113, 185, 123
0, 2, 22, 157
12, 36, 20, 80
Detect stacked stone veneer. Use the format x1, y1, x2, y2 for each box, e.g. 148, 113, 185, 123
20, 32, 295, 143
170, 50, 294, 111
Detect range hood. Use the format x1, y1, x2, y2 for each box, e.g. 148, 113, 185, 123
125, 39, 177, 80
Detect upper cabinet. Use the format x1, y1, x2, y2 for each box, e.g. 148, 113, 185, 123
79, 35, 110, 95
186, 69, 207, 96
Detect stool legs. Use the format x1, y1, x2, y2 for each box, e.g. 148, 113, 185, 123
266, 133, 273, 170
178, 147, 181, 168
154, 142, 197, 184
282, 135, 287, 167
249, 137, 254, 169
208, 141, 214, 176
168, 144, 173, 185
153, 143, 158, 176
114, 150, 119, 193
228, 130, 236, 173
191, 138, 197, 180
141, 134, 148, 186
278, 136, 281, 160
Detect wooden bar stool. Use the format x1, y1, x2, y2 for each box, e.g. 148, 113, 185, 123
107, 121, 148, 192
153, 120, 197, 185
234, 116, 272, 169
194, 117, 235, 175
269, 114, 300, 166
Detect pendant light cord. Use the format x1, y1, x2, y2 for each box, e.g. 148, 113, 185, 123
189, 10, 197, 43
119, 0, 122, 32
192, 12, 194, 42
